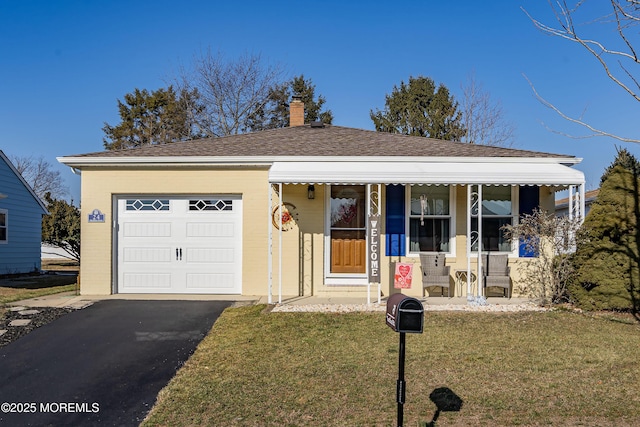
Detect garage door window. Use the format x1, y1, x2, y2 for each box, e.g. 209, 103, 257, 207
125, 199, 170, 211
189, 199, 233, 211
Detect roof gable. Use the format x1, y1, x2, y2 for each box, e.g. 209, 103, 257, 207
0, 150, 48, 214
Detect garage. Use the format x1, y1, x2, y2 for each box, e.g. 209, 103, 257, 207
116, 196, 242, 294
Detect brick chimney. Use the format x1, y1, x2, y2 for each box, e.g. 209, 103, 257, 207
289, 95, 304, 127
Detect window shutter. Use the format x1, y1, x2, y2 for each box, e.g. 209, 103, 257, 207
385, 185, 405, 256
518, 186, 539, 257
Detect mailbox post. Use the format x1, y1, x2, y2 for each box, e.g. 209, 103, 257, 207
386, 293, 424, 427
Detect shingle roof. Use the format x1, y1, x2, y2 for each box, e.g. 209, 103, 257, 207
66, 125, 573, 160
556, 189, 599, 207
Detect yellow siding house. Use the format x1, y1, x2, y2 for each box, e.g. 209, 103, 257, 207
58, 100, 585, 302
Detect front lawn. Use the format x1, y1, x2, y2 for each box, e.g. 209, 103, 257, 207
0, 261, 78, 317
143, 305, 640, 426
0, 279, 76, 305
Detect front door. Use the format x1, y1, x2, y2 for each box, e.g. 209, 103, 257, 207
329, 185, 366, 274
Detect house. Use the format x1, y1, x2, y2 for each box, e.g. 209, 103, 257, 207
554, 188, 598, 254
556, 188, 599, 218
0, 150, 49, 275
58, 99, 585, 301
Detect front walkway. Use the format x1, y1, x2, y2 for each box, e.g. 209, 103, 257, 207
7, 291, 261, 309
9, 291, 544, 313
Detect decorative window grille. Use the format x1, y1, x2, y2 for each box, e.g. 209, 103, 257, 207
125, 199, 170, 211
189, 199, 233, 211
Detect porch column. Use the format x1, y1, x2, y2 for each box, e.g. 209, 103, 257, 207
568, 185, 575, 221
567, 184, 586, 223
267, 182, 284, 304
466, 185, 473, 298
467, 184, 483, 302
579, 184, 586, 223
268, 183, 273, 304
477, 185, 483, 299
278, 182, 283, 304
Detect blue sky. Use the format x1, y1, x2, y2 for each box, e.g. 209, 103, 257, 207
2, 0, 639, 202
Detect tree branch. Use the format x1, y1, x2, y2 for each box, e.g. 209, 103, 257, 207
522, 2, 640, 102
524, 74, 640, 143
522, 1, 640, 143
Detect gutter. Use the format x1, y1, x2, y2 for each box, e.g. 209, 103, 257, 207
56, 155, 583, 168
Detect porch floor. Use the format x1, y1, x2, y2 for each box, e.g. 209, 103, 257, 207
266, 295, 545, 312
271, 296, 533, 306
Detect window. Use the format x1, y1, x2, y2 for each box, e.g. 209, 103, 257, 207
189, 199, 233, 211
0, 209, 7, 243
472, 186, 514, 252
125, 199, 170, 211
409, 186, 451, 252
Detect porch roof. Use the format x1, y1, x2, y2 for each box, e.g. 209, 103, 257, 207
268, 160, 585, 187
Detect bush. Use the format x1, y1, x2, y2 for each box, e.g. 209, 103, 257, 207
503, 209, 580, 305
569, 155, 640, 314
41, 193, 80, 262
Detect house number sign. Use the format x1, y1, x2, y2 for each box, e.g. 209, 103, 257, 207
88, 209, 105, 223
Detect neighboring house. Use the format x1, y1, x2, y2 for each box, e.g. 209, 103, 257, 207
0, 150, 48, 275
555, 189, 599, 254
556, 188, 599, 218
58, 99, 585, 300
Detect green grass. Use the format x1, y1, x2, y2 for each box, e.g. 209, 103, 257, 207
142, 305, 640, 426
0, 280, 77, 305
0, 260, 78, 315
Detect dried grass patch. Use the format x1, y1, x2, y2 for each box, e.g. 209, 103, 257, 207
143, 306, 640, 426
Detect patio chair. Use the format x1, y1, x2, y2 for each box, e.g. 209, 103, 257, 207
481, 254, 511, 298
420, 253, 451, 297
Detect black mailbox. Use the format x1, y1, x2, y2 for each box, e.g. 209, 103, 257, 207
386, 293, 424, 334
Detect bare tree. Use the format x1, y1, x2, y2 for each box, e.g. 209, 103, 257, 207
460, 72, 516, 147
173, 50, 285, 137
503, 209, 582, 305
9, 154, 68, 201
523, 0, 640, 143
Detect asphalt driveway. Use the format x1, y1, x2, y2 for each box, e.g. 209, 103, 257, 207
0, 300, 232, 427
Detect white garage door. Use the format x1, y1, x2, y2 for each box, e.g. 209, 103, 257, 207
116, 196, 242, 294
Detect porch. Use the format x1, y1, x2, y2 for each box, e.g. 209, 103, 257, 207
268, 159, 586, 304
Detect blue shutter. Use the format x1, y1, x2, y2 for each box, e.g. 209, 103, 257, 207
518, 186, 539, 257
385, 185, 405, 256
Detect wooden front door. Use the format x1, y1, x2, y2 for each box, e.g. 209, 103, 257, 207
329, 185, 366, 274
